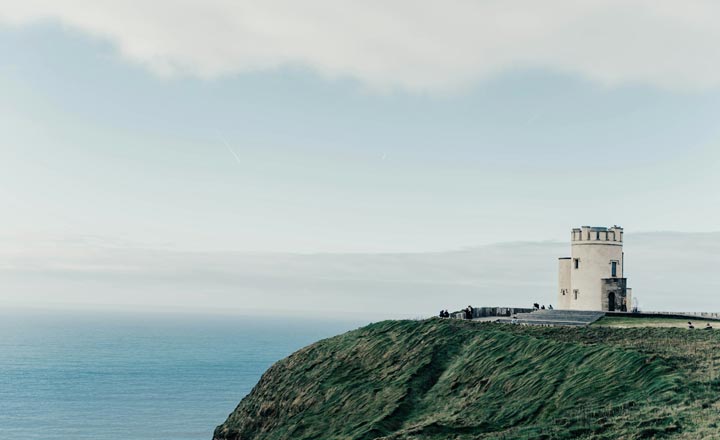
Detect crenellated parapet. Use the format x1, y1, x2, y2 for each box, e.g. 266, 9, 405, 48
571, 225, 623, 243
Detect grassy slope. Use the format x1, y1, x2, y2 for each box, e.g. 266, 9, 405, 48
214, 319, 720, 440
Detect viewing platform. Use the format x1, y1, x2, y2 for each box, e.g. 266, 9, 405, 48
495, 309, 605, 326
449, 308, 720, 327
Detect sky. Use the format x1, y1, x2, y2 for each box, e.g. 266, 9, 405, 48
1, 2, 719, 315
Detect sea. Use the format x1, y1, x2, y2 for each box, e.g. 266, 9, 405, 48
0, 309, 365, 440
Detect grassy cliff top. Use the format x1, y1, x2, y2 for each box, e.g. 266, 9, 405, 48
214, 319, 720, 440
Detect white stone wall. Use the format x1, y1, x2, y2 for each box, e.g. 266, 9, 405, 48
557, 258, 571, 309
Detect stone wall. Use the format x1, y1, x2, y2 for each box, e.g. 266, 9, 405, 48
601, 278, 628, 311
451, 306, 534, 320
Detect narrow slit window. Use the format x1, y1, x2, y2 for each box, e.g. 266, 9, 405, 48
574, 289, 579, 300
611, 261, 617, 277
574, 258, 580, 269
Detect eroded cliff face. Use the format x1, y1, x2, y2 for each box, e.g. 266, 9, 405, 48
213, 319, 711, 440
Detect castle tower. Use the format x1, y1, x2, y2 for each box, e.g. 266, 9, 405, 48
557, 226, 632, 311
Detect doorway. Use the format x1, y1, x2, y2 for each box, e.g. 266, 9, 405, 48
608, 292, 616, 311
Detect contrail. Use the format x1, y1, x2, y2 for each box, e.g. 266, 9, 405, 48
219, 135, 242, 165
526, 109, 542, 124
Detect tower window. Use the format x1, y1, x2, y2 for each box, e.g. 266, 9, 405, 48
574, 258, 580, 269
574, 289, 579, 300
611, 261, 617, 277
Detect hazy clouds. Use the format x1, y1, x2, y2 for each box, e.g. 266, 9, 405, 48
3, 232, 718, 318
2, 3, 719, 318
2, 1, 720, 92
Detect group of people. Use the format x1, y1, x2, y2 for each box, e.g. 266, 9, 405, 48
533, 303, 553, 310
688, 321, 713, 330
463, 305, 475, 320
438, 305, 475, 320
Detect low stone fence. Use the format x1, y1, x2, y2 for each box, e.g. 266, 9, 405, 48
606, 311, 720, 321
451, 306, 534, 320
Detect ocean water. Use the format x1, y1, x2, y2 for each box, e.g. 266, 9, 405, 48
0, 309, 364, 439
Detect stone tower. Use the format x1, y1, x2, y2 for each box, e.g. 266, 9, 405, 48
557, 226, 632, 311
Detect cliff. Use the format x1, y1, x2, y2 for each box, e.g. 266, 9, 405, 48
214, 319, 720, 439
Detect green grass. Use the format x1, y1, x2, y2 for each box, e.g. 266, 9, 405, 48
214, 319, 720, 440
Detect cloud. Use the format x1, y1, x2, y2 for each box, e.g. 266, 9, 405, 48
1, 1, 719, 92
2, 232, 719, 317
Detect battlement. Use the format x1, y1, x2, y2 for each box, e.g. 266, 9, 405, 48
571, 225, 623, 243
